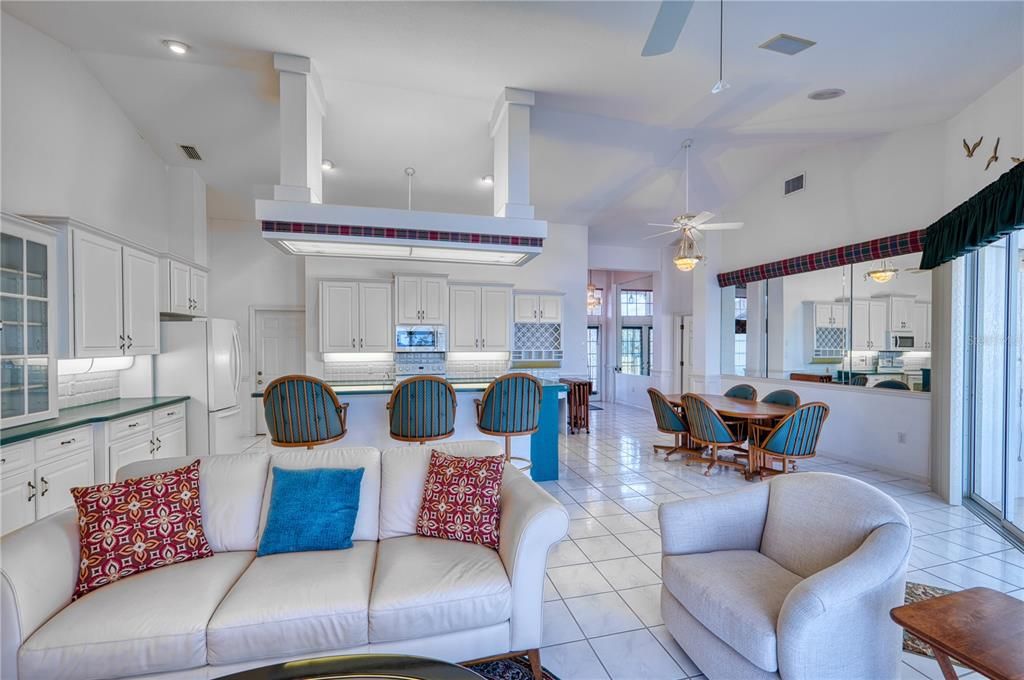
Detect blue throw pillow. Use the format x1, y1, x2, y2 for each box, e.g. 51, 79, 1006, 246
257, 466, 364, 557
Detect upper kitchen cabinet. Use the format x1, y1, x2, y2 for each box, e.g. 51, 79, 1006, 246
850, 299, 887, 351
1, 214, 59, 426
163, 258, 208, 317
913, 301, 931, 349
68, 230, 160, 358
877, 294, 915, 332
395, 275, 447, 325
513, 293, 563, 323
449, 284, 511, 351
319, 280, 393, 353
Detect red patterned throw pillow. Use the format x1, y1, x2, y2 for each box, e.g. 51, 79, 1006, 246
71, 460, 212, 598
417, 450, 504, 549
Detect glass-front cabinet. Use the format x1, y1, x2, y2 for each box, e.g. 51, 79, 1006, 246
1, 214, 58, 426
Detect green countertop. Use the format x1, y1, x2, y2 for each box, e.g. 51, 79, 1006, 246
1, 396, 190, 446
251, 379, 568, 398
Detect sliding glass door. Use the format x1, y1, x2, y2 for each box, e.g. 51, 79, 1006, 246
965, 231, 1024, 537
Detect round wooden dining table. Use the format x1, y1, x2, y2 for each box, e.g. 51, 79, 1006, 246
662, 393, 795, 420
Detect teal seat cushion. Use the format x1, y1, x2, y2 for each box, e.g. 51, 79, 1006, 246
257, 466, 364, 556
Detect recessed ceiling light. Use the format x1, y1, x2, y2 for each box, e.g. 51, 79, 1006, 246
759, 34, 816, 56
808, 88, 846, 101
480, 174, 494, 186
162, 40, 190, 55
321, 159, 336, 171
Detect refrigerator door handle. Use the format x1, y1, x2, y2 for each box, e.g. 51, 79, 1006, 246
231, 329, 242, 398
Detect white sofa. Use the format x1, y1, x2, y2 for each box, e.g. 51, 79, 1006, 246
659, 472, 913, 680
0, 440, 569, 680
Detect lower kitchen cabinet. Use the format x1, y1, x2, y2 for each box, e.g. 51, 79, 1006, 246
0, 433, 94, 535
104, 410, 188, 477
154, 418, 187, 459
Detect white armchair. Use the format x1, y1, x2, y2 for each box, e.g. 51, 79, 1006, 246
658, 472, 912, 680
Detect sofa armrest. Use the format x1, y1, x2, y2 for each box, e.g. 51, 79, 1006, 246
498, 468, 569, 651
659, 483, 769, 556
777, 522, 913, 680
1, 509, 80, 680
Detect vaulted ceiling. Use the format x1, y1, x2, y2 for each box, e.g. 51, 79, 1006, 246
6, 1, 1022, 244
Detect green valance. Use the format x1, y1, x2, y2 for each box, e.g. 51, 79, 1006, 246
920, 162, 1024, 270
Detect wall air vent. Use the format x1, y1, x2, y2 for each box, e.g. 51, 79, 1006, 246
759, 34, 816, 55
784, 173, 805, 196
179, 144, 202, 161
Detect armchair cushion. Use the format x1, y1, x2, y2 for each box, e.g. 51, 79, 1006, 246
19, 551, 253, 680
663, 550, 802, 672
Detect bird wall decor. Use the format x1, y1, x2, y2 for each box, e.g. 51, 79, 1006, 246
985, 137, 1000, 170
963, 136, 983, 158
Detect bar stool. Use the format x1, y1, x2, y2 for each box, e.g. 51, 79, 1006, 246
263, 375, 348, 449
475, 373, 542, 471
386, 376, 457, 445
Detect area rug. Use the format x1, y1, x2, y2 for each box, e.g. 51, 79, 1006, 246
903, 582, 964, 666
464, 656, 560, 680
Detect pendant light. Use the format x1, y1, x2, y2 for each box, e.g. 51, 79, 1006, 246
710, 0, 730, 94
865, 260, 899, 283
673, 232, 704, 272
586, 271, 601, 311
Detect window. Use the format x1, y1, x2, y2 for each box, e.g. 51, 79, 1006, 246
586, 325, 600, 394
620, 327, 643, 375
734, 293, 747, 375
620, 289, 653, 317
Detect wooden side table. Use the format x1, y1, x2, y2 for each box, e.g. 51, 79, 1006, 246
890, 587, 1024, 680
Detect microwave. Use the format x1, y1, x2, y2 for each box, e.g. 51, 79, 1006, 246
887, 333, 915, 350
394, 325, 447, 353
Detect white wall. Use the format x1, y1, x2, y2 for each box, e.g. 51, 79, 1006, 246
0, 14, 189, 253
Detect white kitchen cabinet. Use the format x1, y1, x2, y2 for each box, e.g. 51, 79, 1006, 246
109, 432, 155, 472
163, 259, 208, 317
880, 295, 915, 332
913, 302, 931, 349
851, 300, 887, 351
394, 275, 447, 324
122, 248, 160, 355
34, 450, 92, 519
449, 284, 512, 351
0, 434, 94, 536
538, 295, 562, 323
1, 468, 36, 535
514, 295, 538, 323
359, 283, 393, 351
153, 419, 187, 459
811, 302, 847, 329
72, 230, 124, 357
319, 280, 393, 353
105, 409, 187, 478
513, 293, 562, 323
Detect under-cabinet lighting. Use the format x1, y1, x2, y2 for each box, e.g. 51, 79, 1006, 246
447, 352, 509, 362
277, 240, 529, 265
89, 357, 135, 373
58, 359, 93, 376
323, 353, 393, 363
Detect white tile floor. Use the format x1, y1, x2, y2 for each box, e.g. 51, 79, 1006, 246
537, 402, 1024, 680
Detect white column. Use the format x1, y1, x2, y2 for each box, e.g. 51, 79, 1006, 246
273, 53, 325, 204
689, 233, 722, 393
489, 88, 535, 219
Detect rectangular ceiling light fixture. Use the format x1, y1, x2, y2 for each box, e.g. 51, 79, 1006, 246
275, 239, 532, 265
758, 34, 816, 55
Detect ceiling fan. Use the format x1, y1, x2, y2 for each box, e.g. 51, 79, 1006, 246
642, 0, 730, 94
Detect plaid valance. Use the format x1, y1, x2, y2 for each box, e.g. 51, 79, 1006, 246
716, 229, 926, 288
262, 221, 544, 248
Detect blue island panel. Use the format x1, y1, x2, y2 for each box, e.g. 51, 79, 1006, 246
530, 382, 567, 482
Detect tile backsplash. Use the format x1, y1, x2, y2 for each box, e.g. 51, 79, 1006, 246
323, 360, 395, 384
59, 371, 120, 408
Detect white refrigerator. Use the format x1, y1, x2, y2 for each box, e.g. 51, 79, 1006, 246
154, 319, 248, 456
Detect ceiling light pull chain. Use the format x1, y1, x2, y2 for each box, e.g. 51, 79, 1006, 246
405, 167, 416, 210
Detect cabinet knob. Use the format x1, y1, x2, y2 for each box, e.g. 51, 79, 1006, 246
351, 338, 356, 348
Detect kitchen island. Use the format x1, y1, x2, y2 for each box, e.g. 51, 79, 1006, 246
252, 379, 567, 481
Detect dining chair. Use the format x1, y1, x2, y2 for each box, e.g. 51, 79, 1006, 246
750, 389, 801, 446
386, 376, 457, 445
647, 388, 694, 461
680, 393, 749, 476
851, 375, 869, 386
722, 384, 757, 440
875, 379, 911, 390
263, 375, 348, 449
750, 402, 830, 479
475, 373, 542, 470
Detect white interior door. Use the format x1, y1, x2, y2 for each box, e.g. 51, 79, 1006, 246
253, 309, 305, 434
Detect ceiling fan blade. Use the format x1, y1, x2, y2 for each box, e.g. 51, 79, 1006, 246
698, 221, 744, 231
647, 222, 678, 228
643, 228, 681, 240
641, 1, 694, 57
688, 211, 715, 226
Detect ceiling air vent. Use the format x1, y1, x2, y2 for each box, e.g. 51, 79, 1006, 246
784, 173, 805, 196
179, 144, 202, 161
759, 34, 816, 55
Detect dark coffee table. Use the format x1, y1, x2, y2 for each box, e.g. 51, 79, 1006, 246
215, 653, 486, 680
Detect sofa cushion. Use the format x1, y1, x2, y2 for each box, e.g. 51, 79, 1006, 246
117, 452, 270, 552
662, 550, 802, 672
261, 448, 381, 542
379, 440, 502, 539
761, 472, 910, 578
19, 551, 253, 680
417, 450, 504, 549
258, 466, 365, 556
369, 535, 511, 642
207, 542, 375, 665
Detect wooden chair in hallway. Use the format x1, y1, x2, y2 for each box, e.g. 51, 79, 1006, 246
647, 388, 695, 461
262, 375, 349, 449
750, 402, 830, 479
476, 373, 542, 471
386, 376, 457, 445
680, 393, 749, 476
